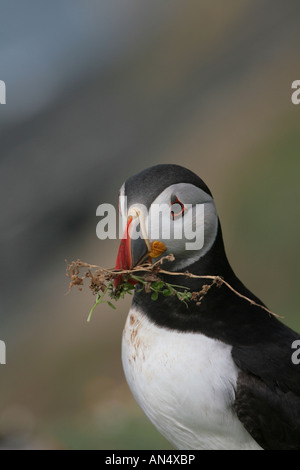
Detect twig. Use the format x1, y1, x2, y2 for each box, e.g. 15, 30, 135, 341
65, 255, 282, 318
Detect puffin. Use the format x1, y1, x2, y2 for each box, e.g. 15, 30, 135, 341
114, 163, 300, 450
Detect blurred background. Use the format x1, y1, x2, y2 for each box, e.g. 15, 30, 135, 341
0, 0, 299, 449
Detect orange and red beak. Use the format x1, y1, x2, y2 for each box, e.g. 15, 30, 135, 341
115, 216, 133, 274
114, 215, 149, 289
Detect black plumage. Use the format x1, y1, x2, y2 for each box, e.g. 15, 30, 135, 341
122, 164, 300, 450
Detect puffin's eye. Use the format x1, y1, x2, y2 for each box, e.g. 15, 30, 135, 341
171, 196, 185, 220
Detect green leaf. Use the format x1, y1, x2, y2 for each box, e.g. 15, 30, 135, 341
163, 288, 172, 296
107, 301, 116, 310
154, 281, 165, 290
151, 291, 159, 301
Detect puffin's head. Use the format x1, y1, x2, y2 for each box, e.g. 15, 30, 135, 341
114, 164, 219, 286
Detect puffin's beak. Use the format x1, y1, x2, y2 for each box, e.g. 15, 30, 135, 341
114, 215, 149, 289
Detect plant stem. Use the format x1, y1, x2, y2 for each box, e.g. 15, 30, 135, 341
87, 282, 113, 322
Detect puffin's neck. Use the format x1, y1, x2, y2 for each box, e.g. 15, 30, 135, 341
187, 222, 234, 278
132, 222, 269, 342
161, 222, 238, 290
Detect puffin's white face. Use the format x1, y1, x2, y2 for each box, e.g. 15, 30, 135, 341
147, 183, 218, 270
116, 182, 218, 272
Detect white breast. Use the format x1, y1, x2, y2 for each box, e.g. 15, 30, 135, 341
122, 306, 261, 450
